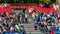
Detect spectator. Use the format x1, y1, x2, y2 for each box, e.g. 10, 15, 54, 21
3, 2, 10, 7
25, 14, 28, 23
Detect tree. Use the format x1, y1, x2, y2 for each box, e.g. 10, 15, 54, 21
0, 0, 2, 3
13, 0, 17, 3
43, 0, 51, 4
38, 0, 51, 4
2, 0, 5, 3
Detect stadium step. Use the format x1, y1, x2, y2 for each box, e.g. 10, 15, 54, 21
20, 24, 34, 26
25, 30, 36, 32
26, 32, 43, 34
20, 23, 43, 34
25, 28, 34, 30
24, 26, 34, 28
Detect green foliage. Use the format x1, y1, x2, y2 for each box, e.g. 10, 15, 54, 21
0, 0, 53, 4
13, 0, 19, 3
2, 0, 5, 3
13, 0, 16, 3
38, 0, 51, 4
26, 0, 31, 3
0, 0, 2, 3
43, 0, 51, 4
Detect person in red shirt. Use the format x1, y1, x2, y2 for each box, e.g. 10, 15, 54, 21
50, 28, 54, 34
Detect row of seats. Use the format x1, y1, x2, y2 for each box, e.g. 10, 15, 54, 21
11, 5, 58, 15
0, 6, 13, 15
0, 5, 58, 15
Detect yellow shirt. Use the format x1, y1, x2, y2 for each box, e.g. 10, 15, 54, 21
15, 25, 20, 30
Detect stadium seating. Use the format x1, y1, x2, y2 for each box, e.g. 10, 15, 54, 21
10, 5, 58, 15
0, 5, 58, 15
0, 5, 59, 34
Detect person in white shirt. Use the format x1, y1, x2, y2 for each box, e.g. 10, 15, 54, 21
53, 3, 59, 10
29, 6, 34, 13
3, 3, 9, 7
25, 14, 28, 23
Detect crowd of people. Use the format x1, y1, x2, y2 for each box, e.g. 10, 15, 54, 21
0, 2, 60, 34
0, 3, 27, 34
0, 11, 27, 34
33, 11, 60, 34
0, 8, 60, 34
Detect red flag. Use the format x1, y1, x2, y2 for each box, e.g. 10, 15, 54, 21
50, 28, 54, 34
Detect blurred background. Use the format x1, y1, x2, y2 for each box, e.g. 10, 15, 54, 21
0, 0, 56, 5
0, 0, 60, 34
